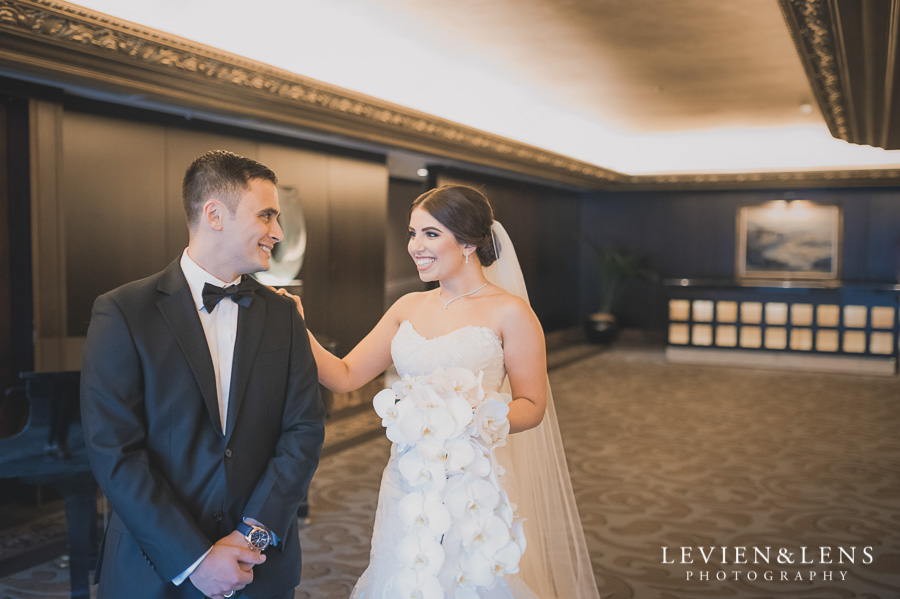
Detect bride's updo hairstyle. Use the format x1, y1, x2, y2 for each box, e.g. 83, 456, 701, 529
409, 185, 498, 267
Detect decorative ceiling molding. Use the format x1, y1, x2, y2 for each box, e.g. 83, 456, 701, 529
627, 167, 900, 191
779, 0, 900, 150
0, 0, 626, 188
1, 0, 899, 190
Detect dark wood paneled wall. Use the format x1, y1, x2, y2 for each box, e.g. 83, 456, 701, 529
1, 95, 33, 390
0, 100, 9, 395
435, 169, 586, 332
580, 187, 900, 330
13, 95, 900, 358
55, 108, 388, 359
319, 157, 388, 353
385, 178, 429, 306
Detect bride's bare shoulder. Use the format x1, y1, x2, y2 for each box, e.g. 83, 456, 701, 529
486, 286, 535, 322
387, 289, 434, 316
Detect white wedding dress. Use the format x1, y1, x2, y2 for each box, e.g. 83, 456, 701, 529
352, 221, 599, 599
351, 320, 539, 598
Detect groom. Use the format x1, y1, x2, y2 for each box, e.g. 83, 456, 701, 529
81, 150, 324, 599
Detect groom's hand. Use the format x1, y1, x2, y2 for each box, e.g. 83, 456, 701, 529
189, 530, 266, 598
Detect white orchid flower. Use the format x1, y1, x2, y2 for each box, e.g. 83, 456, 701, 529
424, 367, 450, 394
398, 530, 445, 576
463, 371, 486, 408
373, 388, 398, 415
398, 450, 446, 489
446, 395, 475, 435
474, 398, 510, 448
494, 540, 523, 574
399, 490, 451, 536
458, 514, 510, 555
454, 585, 482, 599
399, 406, 457, 445
459, 445, 491, 477
436, 366, 480, 393
374, 390, 414, 444
438, 555, 481, 599
414, 384, 448, 410
458, 550, 497, 588
442, 438, 477, 472
418, 437, 475, 473
444, 474, 500, 521
492, 492, 514, 525
392, 374, 422, 396
392, 568, 444, 599
439, 522, 464, 560
466, 540, 523, 586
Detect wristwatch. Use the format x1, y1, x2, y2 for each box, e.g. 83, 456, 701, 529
237, 521, 271, 551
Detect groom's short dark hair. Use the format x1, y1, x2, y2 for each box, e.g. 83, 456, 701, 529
182, 150, 277, 229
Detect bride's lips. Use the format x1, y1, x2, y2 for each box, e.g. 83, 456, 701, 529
414, 256, 436, 271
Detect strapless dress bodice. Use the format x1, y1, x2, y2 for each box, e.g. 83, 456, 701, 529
391, 320, 506, 392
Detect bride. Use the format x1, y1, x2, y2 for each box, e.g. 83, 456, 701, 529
279, 185, 598, 598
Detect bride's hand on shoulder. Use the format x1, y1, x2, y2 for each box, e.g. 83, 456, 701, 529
270, 286, 304, 319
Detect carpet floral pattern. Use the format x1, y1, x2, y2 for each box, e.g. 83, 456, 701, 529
1, 347, 898, 598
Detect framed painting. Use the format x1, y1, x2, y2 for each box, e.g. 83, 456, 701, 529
736, 202, 841, 281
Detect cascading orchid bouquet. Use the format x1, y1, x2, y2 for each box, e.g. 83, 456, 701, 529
373, 367, 527, 598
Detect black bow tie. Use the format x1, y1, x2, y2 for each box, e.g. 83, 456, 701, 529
202, 280, 254, 312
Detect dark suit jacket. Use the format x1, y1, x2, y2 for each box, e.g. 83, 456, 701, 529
80, 259, 325, 599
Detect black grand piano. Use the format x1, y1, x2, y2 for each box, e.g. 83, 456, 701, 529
0, 371, 99, 599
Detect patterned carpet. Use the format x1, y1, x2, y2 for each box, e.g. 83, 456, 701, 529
1, 346, 898, 598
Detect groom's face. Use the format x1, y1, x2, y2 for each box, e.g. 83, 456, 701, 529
221, 178, 283, 275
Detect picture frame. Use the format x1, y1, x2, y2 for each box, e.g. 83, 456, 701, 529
736, 202, 842, 281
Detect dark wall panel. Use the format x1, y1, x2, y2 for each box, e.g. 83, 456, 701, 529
0, 99, 9, 392
385, 178, 428, 305
256, 142, 331, 345
57, 110, 389, 356
63, 114, 169, 336
580, 187, 900, 330
3, 97, 32, 379
324, 156, 389, 353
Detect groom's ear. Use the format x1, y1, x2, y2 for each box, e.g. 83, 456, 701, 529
202, 199, 226, 232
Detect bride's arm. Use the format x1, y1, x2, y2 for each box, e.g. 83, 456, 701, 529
500, 298, 548, 434
276, 290, 409, 394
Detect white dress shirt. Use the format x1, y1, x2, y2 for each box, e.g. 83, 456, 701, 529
173, 249, 241, 585
180, 249, 241, 433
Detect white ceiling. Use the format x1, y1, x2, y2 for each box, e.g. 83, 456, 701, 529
69, 0, 900, 175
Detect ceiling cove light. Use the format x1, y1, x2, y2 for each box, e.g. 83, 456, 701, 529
69, 0, 900, 176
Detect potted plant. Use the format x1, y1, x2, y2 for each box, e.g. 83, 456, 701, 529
584, 244, 656, 344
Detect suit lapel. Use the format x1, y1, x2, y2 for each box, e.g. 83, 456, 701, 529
156, 260, 224, 436
226, 280, 266, 437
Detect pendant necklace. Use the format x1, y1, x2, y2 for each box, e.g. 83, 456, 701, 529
438, 283, 488, 310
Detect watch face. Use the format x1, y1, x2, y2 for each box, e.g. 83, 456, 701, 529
248, 527, 270, 550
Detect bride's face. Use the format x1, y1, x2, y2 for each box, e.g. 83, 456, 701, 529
408, 207, 466, 282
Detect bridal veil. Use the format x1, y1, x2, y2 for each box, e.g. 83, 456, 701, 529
484, 221, 600, 599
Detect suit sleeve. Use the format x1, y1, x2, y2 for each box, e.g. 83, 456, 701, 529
241, 302, 325, 541
80, 294, 212, 581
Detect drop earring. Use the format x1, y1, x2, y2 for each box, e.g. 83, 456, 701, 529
465, 250, 469, 264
